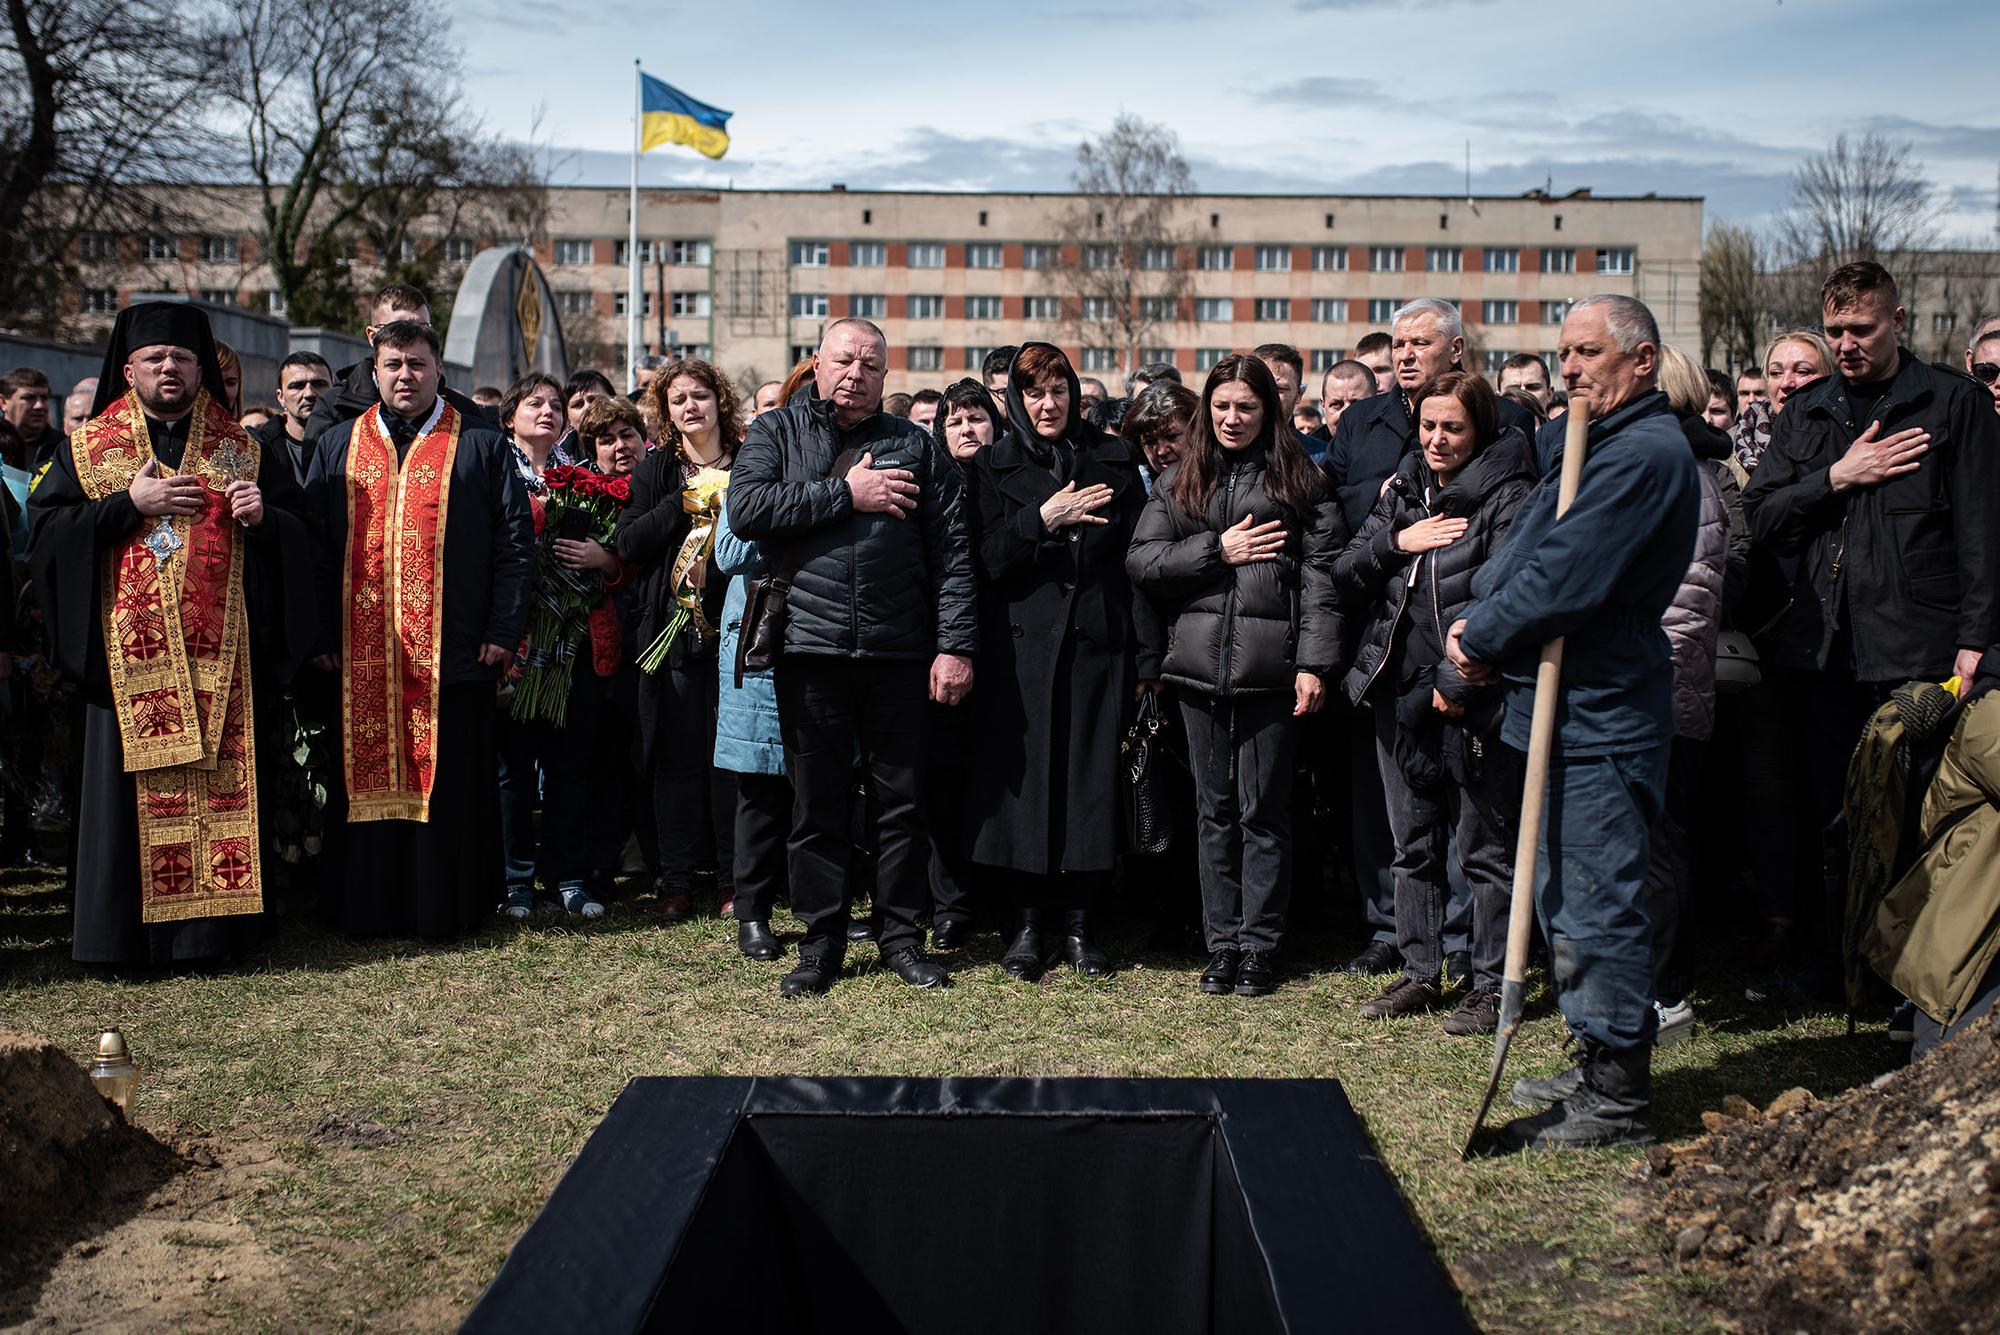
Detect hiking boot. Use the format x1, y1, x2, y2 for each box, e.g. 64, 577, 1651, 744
1343, 940, 1400, 975
1359, 975, 1442, 1020
1442, 988, 1500, 1036
1495, 1044, 1656, 1151
1654, 998, 1695, 1047
1510, 1062, 1585, 1108
1199, 948, 1241, 995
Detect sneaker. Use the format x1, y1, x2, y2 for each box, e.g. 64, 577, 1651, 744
500, 886, 534, 920
1442, 988, 1500, 1036
1887, 999, 1917, 1044
1654, 998, 1695, 1047
560, 882, 606, 921
1358, 975, 1442, 1020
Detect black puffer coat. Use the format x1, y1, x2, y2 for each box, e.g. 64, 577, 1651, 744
1126, 439, 1344, 697
1333, 426, 1536, 736
726, 389, 977, 660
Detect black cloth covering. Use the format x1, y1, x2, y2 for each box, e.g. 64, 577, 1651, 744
86, 302, 229, 418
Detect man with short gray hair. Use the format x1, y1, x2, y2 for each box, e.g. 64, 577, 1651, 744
1446, 292, 1700, 1150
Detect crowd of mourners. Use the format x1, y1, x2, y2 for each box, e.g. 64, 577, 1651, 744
8, 258, 2000, 1153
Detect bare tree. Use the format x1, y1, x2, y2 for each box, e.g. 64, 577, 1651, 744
0, 0, 224, 332
1699, 221, 1763, 371
1048, 116, 1196, 379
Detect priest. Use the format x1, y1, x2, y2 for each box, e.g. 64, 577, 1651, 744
28, 301, 315, 966
304, 321, 532, 937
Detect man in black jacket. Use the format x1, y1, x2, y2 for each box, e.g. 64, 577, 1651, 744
254, 351, 332, 485
728, 318, 979, 996
303, 283, 491, 444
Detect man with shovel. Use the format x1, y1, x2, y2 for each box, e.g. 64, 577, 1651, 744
1445, 295, 1700, 1150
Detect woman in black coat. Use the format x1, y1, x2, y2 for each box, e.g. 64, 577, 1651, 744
1126, 355, 1343, 998
964, 343, 1153, 980
1333, 370, 1534, 1033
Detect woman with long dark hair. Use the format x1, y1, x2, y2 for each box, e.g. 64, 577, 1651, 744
1127, 355, 1342, 997
1333, 371, 1534, 1032
617, 358, 742, 920
964, 345, 1152, 979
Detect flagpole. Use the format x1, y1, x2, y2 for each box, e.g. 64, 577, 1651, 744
626, 58, 642, 392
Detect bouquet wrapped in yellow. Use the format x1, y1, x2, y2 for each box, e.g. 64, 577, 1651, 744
637, 466, 731, 673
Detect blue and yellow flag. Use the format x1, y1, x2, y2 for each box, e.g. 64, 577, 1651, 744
640, 73, 731, 160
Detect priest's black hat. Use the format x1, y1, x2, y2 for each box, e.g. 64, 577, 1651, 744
89, 301, 229, 418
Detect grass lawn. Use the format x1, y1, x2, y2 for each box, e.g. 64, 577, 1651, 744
0, 870, 1895, 1332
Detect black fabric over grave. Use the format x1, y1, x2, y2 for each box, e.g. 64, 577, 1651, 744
460, 1077, 1471, 1335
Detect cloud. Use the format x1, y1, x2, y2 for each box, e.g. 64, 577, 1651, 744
1258, 77, 1382, 107
1295, 0, 1495, 10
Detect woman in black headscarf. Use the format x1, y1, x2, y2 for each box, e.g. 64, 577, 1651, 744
963, 345, 1154, 979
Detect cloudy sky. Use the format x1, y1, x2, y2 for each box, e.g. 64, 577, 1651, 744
457, 0, 1998, 239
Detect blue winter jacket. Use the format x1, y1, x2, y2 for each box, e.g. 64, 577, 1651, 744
712, 496, 785, 776
1458, 391, 1699, 757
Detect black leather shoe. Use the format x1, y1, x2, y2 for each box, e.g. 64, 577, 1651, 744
1343, 941, 1400, 975
1001, 910, 1048, 982
780, 948, 841, 997
1234, 950, 1278, 997
931, 917, 970, 951
846, 915, 878, 944
1060, 909, 1112, 978
737, 919, 781, 961
1199, 948, 1241, 995
1444, 950, 1473, 989
882, 944, 950, 989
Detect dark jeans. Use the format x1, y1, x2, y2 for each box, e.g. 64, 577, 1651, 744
1642, 736, 1704, 1005
926, 761, 975, 927
731, 770, 790, 922
775, 655, 930, 953
1344, 703, 1397, 944
498, 665, 606, 891
1374, 706, 1520, 991
1536, 744, 1670, 1052
1181, 691, 1297, 954
653, 655, 736, 893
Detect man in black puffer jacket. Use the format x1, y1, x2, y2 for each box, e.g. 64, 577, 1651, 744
727, 318, 978, 996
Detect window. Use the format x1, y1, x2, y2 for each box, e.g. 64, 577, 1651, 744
1081, 347, 1119, 372
789, 292, 829, 318
141, 234, 176, 261
80, 287, 117, 313
1541, 299, 1570, 324
1195, 348, 1229, 372
612, 291, 653, 317
1311, 298, 1347, 323
1482, 349, 1513, 375
907, 294, 944, 319
1483, 247, 1519, 273
1083, 244, 1115, 270
554, 238, 593, 265
965, 295, 1002, 320
1255, 298, 1291, 322
1022, 244, 1055, 269
849, 294, 887, 319
1482, 299, 1519, 324
1140, 347, 1174, 365
789, 344, 818, 365
199, 235, 239, 263
437, 238, 471, 263
1596, 247, 1635, 275
850, 241, 886, 267
1310, 349, 1345, 373
1311, 246, 1347, 272
200, 288, 236, 306
262, 291, 287, 316
616, 239, 670, 265
1197, 246, 1233, 271
1368, 246, 1404, 273
789, 241, 830, 267
1426, 247, 1462, 273
1254, 245, 1291, 272
907, 242, 946, 268
1541, 247, 1575, 274
1138, 296, 1175, 321
680, 344, 713, 361
1024, 295, 1060, 322
908, 346, 944, 372
670, 291, 712, 317
1194, 297, 1232, 322
1367, 297, 1405, 323
1140, 245, 1175, 270
555, 290, 594, 315
1082, 296, 1116, 321
670, 239, 712, 266
1933, 312, 1958, 334
966, 243, 1003, 269
965, 346, 996, 370
78, 233, 115, 262
399, 238, 420, 263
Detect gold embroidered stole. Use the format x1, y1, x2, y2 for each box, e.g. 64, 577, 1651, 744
341, 402, 460, 822
74, 389, 262, 923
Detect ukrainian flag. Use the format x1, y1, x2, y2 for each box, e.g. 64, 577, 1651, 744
640, 73, 732, 160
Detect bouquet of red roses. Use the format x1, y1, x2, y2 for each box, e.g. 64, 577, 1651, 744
513, 465, 633, 725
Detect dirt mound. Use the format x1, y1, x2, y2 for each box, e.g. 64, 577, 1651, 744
1638, 1012, 2000, 1334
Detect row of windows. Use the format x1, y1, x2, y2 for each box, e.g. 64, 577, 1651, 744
609, 291, 714, 317
785, 345, 1558, 377
785, 241, 1636, 274
784, 293, 1568, 325
85, 233, 483, 266
556, 238, 714, 267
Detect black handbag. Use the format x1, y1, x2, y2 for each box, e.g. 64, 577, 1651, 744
1121, 692, 1180, 856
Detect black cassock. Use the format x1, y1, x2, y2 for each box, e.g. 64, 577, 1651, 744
27, 418, 316, 965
